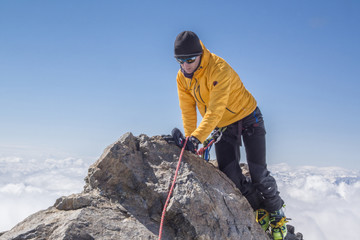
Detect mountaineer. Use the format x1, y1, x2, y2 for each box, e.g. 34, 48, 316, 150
173, 30, 287, 239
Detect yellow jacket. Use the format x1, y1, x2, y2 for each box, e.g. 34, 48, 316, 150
176, 42, 257, 143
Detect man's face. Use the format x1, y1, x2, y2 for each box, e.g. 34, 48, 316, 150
180, 56, 201, 74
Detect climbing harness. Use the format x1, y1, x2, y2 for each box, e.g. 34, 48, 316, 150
158, 137, 189, 240
197, 127, 227, 161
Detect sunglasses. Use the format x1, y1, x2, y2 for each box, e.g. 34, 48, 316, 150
176, 56, 198, 64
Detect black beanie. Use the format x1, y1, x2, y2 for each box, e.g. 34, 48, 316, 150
174, 31, 203, 58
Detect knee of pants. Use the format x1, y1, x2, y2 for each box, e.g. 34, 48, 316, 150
247, 161, 269, 183
215, 141, 240, 171
221, 161, 246, 190
243, 128, 266, 167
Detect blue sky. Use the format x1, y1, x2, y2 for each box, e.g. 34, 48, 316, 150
1, 0, 359, 170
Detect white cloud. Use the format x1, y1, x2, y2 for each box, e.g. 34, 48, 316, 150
269, 163, 360, 240
0, 156, 91, 232
0, 191, 57, 232
0, 157, 22, 163
0, 183, 43, 195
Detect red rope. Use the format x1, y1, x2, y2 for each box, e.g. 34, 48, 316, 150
158, 137, 189, 240
196, 139, 215, 156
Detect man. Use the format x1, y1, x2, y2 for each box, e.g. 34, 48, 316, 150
174, 31, 287, 239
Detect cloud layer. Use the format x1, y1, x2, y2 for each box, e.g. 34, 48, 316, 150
1, 157, 359, 240
0, 156, 89, 232
269, 163, 360, 240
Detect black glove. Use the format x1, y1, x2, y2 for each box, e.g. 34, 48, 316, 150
186, 136, 200, 153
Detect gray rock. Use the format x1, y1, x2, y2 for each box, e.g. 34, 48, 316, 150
54, 193, 94, 211
285, 224, 304, 240
1, 133, 270, 240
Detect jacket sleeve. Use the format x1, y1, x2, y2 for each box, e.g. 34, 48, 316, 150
177, 74, 197, 137
191, 64, 231, 142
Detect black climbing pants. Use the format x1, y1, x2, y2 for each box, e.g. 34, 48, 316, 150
214, 107, 284, 212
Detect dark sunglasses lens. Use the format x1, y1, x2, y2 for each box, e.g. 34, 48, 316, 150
186, 58, 196, 63
176, 56, 197, 64
176, 58, 185, 64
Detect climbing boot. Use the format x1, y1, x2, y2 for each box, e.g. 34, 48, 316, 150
270, 208, 288, 240
255, 209, 270, 231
